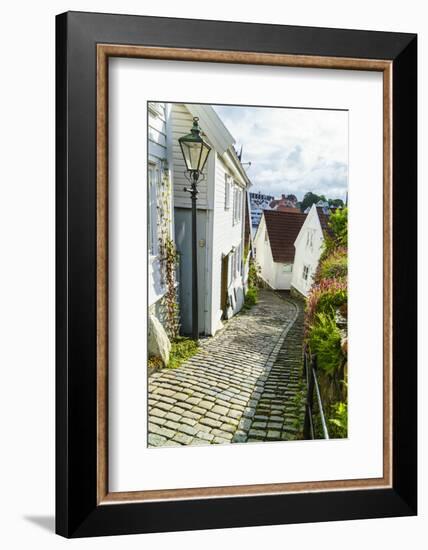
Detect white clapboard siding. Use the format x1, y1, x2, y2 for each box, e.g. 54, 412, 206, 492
148, 103, 167, 161
209, 154, 245, 331
171, 104, 208, 209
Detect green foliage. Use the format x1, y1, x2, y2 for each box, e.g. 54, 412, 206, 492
328, 198, 344, 208
300, 192, 344, 213
317, 248, 347, 281
300, 192, 322, 212
328, 401, 348, 438
308, 312, 344, 375
305, 278, 347, 333
244, 287, 258, 310
168, 337, 199, 369
248, 258, 261, 289
328, 207, 348, 247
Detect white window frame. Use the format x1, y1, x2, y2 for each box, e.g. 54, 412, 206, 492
225, 174, 231, 210
232, 184, 242, 226
283, 263, 292, 273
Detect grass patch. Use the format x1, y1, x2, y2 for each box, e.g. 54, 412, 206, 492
168, 336, 199, 369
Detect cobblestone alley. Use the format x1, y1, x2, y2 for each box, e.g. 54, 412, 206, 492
148, 290, 305, 447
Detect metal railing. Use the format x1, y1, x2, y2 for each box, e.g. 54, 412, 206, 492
303, 347, 329, 440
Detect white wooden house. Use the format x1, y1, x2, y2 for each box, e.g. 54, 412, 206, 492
147, 102, 175, 328
291, 204, 332, 297
253, 210, 306, 289
170, 103, 251, 336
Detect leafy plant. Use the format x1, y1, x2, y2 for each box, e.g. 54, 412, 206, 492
248, 257, 261, 289
317, 247, 347, 281
305, 278, 347, 335
328, 207, 348, 247
328, 401, 348, 438
308, 312, 344, 375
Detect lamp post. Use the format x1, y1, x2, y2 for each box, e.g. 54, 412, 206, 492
178, 117, 211, 340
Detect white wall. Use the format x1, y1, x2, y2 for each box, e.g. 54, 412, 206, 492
275, 264, 293, 289
292, 204, 324, 296
210, 153, 246, 333
171, 104, 209, 209
0, 2, 425, 550
254, 216, 276, 287
148, 103, 168, 308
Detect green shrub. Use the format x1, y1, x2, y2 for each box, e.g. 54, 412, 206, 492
305, 278, 347, 334
317, 248, 347, 281
168, 337, 199, 369
308, 312, 344, 375
329, 207, 348, 247
244, 287, 258, 309
248, 258, 261, 289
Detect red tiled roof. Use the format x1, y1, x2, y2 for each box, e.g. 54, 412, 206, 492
263, 209, 307, 263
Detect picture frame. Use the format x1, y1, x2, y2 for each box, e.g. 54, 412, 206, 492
56, 11, 417, 538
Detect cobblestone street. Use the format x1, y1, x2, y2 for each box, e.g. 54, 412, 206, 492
148, 290, 305, 447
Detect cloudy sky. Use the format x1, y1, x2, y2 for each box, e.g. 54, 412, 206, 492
213, 105, 348, 201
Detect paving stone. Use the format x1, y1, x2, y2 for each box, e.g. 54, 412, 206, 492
173, 432, 193, 445
148, 433, 167, 446
164, 412, 181, 422
181, 417, 198, 427
248, 429, 266, 439
213, 437, 230, 444
150, 416, 167, 426
211, 405, 229, 416
199, 417, 222, 428
194, 423, 212, 434
178, 424, 198, 437
252, 421, 267, 429
189, 438, 209, 446
232, 430, 248, 443
198, 400, 215, 411
149, 424, 176, 439
197, 431, 215, 442
267, 430, 281, 439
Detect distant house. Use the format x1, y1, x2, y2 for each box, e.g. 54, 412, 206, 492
291, 204, 333, 297
269, 194, 299, 210
171, 103, 251, 336
249, 192, 274, 233
253, 210, 306, 289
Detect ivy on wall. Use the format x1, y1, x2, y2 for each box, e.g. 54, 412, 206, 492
157, 164, 180, 338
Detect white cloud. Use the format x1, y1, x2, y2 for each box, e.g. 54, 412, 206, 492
213, 105, 348, 201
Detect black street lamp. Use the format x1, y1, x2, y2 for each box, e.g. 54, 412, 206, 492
178, 117, 212, 340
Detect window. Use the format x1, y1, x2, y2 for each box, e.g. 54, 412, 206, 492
225, 174, 231, 210
283, 264, 292, 273
148, 163, 159, 256
233, 185, 242, 225
302, 265, 309, 280
306, 230, 314, 250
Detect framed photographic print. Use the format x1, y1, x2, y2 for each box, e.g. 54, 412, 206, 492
56, 11, 417, 538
